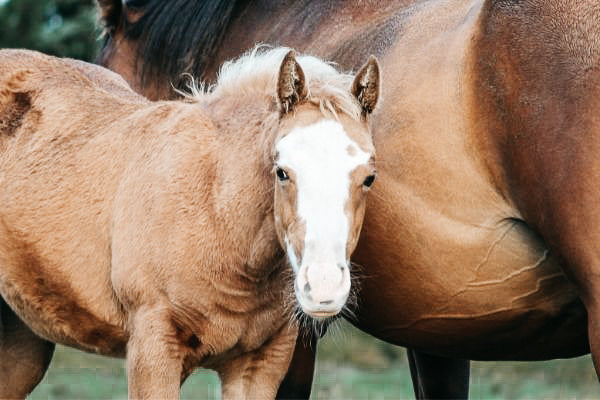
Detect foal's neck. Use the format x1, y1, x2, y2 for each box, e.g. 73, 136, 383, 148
201, 96, 283, 281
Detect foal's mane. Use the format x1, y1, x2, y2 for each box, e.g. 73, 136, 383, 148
185, 47, 363, 122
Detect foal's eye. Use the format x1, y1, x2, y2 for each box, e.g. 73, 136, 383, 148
363, 175, 376, 188
276, 168, 289, 181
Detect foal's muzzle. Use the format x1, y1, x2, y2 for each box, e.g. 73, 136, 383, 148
294, 262, 351, 318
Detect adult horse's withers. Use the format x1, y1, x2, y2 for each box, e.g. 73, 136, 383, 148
97, 0, 599, 397
0, 48, 380, 398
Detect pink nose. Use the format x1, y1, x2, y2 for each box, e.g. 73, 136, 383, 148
305, 263, 344, 301
296, 262, 351, 316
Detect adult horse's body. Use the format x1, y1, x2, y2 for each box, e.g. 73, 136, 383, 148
0, 48, 379, 398
99, 0, 598, 397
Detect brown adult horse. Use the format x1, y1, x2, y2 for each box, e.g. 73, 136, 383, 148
0, 48, 380, 398
98, 0, 599, 398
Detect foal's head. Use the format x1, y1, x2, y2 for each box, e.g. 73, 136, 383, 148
270, 51, 380, 319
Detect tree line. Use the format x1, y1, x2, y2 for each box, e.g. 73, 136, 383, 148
0, 0, 100, 61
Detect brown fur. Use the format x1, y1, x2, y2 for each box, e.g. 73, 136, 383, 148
98, 0, 600, 396
277, 51, 308, 113
351, 56, 380, 116
0, 297, 54, 398
0, 49, 374, 399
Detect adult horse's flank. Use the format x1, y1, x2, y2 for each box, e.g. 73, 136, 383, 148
100, 0, 600, 398
0, 48, 379, 399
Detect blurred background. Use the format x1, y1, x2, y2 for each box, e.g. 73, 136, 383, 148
0, 0, 599, 398
0, 0, 99, 61
27, 320, 600, 399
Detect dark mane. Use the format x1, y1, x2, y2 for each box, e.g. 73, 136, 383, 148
99, 0, 243, 92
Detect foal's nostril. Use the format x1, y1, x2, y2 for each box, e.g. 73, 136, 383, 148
303, 282, 311, 294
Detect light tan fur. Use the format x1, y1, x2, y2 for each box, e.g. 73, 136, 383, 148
0, 48, 376, 399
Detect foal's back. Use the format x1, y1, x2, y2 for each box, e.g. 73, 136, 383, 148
0, 50, 142, 111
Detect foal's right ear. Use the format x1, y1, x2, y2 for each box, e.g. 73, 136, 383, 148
352, 56, 380, 116
277, 51, 308, 114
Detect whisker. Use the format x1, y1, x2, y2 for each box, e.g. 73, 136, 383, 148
350, 260, 371, 279
325, 318, 345, 348
341, 305, 359, 324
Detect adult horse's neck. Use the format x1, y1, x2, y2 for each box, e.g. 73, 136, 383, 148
99, 0, 423, 99
209, 0, 424, 77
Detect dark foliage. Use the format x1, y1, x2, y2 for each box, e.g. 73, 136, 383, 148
0, 0, 101, 61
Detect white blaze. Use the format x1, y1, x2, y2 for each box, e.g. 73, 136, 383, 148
276, 119, 370, 314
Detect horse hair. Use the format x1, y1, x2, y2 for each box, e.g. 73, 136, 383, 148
99, 0, 242, 91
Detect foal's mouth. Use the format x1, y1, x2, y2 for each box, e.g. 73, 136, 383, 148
295, 289, 350, 321
307, 310, 341, 319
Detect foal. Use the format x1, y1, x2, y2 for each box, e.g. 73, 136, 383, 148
0, 48, 379, 398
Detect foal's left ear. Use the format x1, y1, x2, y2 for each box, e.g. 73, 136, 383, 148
352, 56, 380, 116
277, 51, 308, 114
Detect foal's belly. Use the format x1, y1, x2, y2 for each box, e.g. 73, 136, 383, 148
352, 191, 588, 361
0, 289, 129, 357
0, 250, 129, 357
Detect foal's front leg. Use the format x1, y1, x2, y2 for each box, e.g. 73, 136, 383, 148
127, 306, 185, 399
217, 324, 299, 400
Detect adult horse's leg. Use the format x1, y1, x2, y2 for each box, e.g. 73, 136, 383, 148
0, 297, 55, 398
276, 331, 318, 399
407, 349, 469, 399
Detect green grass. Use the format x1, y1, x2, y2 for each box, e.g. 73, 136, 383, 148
29, 321, 600, 399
